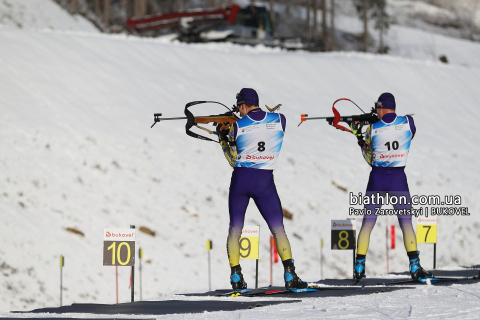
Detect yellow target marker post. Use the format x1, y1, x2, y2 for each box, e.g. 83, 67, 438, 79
60, 255, 64, 306
416, 217, 438, 268
320, 239, 324, 280
206, 240, 213, 291
240, 226, 260, 288
139, 247, 143, 300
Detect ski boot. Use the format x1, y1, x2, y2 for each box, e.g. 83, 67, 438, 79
409, 252, 432, 280
230, 265, 247, 290
283, 259, 308, 289
353, 257, 366, 283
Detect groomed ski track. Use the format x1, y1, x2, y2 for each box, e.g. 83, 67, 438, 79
8, 272, 480, 318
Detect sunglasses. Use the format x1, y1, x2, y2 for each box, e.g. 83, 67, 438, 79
374, 101, 383, 108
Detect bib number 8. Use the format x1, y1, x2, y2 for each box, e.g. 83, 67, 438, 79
257, 141, 265, 152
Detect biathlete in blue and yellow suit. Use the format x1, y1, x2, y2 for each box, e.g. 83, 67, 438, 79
351, 92, 432, 281
218, 88, 307, 290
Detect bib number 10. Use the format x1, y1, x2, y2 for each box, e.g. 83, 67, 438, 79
385, 141, 399, 150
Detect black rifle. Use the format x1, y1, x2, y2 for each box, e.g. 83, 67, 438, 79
298, 98, 379, 135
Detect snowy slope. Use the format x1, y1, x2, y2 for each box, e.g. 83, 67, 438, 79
0, 0, 98, 32
331, 3, 480, 68
1, 27, 480, 315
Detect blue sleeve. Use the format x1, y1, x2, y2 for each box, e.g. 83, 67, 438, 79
407, 115, 416, 139
280, 114, 286, 132
233, 122, 238, 140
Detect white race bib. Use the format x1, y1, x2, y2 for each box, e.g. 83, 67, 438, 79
234, 113, 284, 170
371, 116, 412, 167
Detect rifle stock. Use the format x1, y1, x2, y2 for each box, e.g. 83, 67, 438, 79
192, 116, 239, 130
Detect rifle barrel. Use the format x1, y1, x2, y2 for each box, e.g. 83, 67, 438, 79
157, 116, 188, 121
305, 116, 331, 120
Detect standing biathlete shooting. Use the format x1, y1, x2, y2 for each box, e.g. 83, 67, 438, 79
218, 88, 307, 291
350, 93, 432, 282
299, 94, 432, 282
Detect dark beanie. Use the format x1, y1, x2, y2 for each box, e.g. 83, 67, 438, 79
236, 88, 259, 106
376, 92, 396, 110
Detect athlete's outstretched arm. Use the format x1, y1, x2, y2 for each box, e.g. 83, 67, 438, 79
406, 115, 416, 138
361, 125, 373, 166
219, 125, 238, 167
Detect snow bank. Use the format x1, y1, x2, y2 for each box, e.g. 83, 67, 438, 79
0, 0, 98, 33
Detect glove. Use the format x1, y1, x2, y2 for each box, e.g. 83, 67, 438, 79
357, 138, 366, 148
220, 130, 229, 142
216, 124, 229, 142
349, 122, 362, 138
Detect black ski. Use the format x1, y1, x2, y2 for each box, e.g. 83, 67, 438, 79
378, 275, 480, 286
236, 285, 364, 297
353, 277, 365, 285
216, 287, 269, 297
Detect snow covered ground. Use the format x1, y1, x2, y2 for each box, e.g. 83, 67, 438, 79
2, 280, 480, 319
0, 0, 98, 33
1, 0, 479, 318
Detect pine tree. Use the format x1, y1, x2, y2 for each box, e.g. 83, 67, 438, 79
370, 0, 389, 53
355, 0, 389, 53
